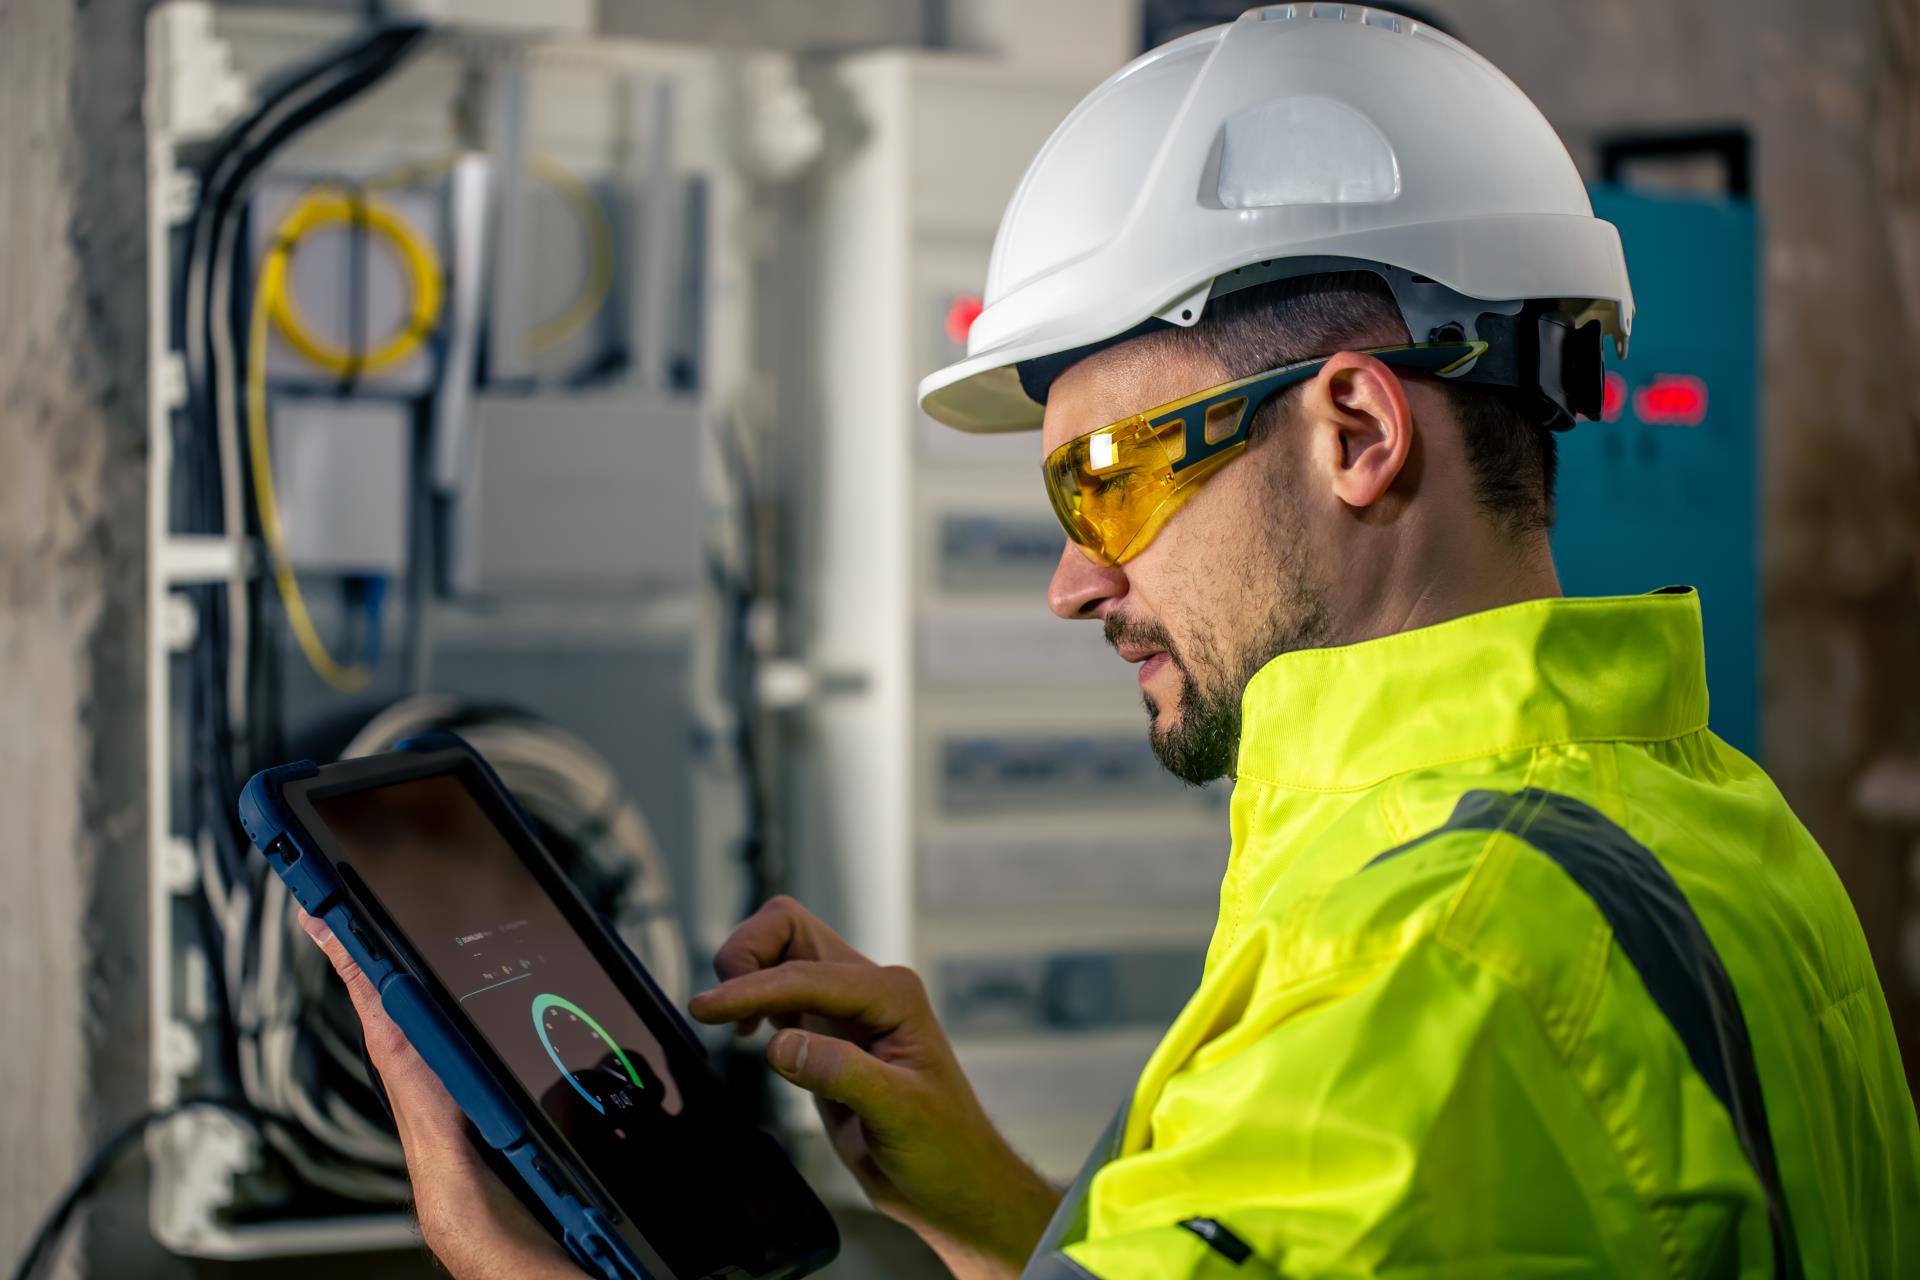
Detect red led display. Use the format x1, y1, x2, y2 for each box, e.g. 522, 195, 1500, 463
1601, 370, 1627, 422
1633, 374, 1709, 427
944, 293, 984, 347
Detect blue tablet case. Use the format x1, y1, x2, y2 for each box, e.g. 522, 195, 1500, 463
240, 731, 662, 1280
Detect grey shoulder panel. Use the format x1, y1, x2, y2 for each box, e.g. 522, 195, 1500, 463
1369, 786, 1801, 1279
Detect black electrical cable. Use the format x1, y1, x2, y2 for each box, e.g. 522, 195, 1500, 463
194, 31, 430, 508
183, 23, 425, 438
6, 1099, 256, 1280
198, 29, 429, 540
181, 20, 428, 919
340, 178, 371, 393
160, 18, 430, 1214
177, 26, 428, 896
710, 414, 778, 909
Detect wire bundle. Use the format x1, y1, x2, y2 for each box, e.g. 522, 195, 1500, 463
340, 695, 687, 1003
248, 185, 446, 692
223, 696, 689, 1212
173, 24, 691, 1214
246, 148, 619, 692
172, 18, 435, 1216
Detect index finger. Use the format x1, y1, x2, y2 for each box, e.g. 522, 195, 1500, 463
689, 959, 906, 1032
711, 895, 863, 981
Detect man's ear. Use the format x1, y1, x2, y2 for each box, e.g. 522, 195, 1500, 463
1298, 351, 1415, 511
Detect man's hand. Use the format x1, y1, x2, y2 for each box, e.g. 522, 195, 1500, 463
299, 911, 585, 1280
689, 896, 1060, 1279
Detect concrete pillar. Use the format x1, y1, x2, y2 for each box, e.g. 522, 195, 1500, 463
0, 0, 169, 1275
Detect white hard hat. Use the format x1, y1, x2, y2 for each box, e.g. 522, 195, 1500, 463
919, 4, 1634, 433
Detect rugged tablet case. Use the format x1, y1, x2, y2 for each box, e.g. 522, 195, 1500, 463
239, 731, 701, 1280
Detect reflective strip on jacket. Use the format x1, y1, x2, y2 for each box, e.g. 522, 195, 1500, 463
1022, 589, 1920, 1278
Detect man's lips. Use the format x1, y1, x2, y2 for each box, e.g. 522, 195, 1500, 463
1117, 645, 1172, 686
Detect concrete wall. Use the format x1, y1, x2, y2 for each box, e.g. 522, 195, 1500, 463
0, 0, 159, 1275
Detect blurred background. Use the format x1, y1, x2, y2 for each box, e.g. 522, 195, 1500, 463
2, 0, 1916, 1276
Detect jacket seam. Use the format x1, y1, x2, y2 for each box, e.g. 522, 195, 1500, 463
1198, 912, 1684, 1280
1431, 923, 1688, 1279
1425, 775, 1685, 1276
1814, 983, 1870, 1023
1377, 775, 1412, 847
1236, 725, 1711, 795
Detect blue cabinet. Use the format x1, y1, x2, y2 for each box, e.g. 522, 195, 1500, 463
1553, 186, 1761, 756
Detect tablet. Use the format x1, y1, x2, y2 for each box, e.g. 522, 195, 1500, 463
240, 733, 839, 1280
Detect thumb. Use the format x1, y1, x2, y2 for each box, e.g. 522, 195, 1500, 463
299, 910, 407, 1062
766, 1029, 896, 1112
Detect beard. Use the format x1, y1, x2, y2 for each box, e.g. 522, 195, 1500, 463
1104, 515, 1332, 787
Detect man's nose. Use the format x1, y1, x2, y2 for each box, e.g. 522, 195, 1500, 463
1047, 541, 1128, 620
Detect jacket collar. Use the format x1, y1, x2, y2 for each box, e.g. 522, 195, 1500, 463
1233, 588, 1710, 793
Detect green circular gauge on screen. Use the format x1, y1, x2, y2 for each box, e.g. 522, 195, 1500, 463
531, 992, 645, 1114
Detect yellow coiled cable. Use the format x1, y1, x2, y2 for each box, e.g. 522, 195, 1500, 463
252, 159, 611, 692
249, 187, 446, 692
282, 153, 615, 357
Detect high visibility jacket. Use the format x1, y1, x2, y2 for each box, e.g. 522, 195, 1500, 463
1022, 589, 1920, 1278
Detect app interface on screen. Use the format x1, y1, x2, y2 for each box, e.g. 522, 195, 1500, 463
313, 771, 823, 1278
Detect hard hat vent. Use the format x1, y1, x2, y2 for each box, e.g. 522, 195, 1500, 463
1247, 4, 1423, 36
1216, 96, 1400, 208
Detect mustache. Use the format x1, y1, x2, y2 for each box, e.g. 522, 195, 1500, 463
1104, 613, 1181, 666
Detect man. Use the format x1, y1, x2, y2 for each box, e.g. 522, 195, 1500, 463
306, 8, 1920, 1277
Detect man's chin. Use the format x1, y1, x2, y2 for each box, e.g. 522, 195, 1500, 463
1144, 690, 1237, 787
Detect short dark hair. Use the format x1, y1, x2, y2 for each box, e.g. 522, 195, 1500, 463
1150, 272, 1558, 536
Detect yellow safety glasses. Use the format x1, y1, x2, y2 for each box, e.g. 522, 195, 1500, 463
1041, 341, 1486, 566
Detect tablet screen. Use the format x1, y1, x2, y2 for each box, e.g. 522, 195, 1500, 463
312, 768, 829, 1279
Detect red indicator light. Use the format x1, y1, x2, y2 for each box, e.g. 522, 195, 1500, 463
1634, 374, 1709, 427
944, 293, 984, 347
1601, 370, 1627, 422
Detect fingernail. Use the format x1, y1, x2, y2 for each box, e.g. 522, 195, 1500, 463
299, 913, 334, 946
769, 1030, 806, 1077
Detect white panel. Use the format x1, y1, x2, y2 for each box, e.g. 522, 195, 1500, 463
271, 399, 410, 576
920, 835, 1224, 908
452, 391, 702, 598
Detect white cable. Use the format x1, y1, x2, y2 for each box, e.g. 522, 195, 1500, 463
192, 54, 395, 737
271, 1025, 404, 1165
251, 875, 408, 1172
196, 828, 232, 925
224, 863, 258, 1034
185, 46, 434, 1213
338, 698, 690, 1002
208, 221, 250, 732
262, 1122, 410, 1202
238, 697, 688, 1198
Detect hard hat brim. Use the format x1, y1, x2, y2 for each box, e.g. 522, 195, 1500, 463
918, 350, 1048, 434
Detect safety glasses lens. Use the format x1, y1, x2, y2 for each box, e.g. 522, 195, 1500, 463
1043, 416, 1188, 564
